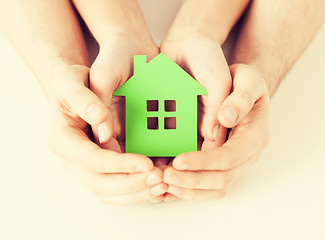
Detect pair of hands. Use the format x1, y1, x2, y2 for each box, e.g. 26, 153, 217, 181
49, 32, 270, 204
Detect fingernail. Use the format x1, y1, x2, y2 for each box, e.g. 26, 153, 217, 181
87, 103, 104, 123
146, 173, 162, 186
98, 125, 106, 143
136, 164, 151, 173
164, 174, 181, 185
168, 186, 182, 195
150, 185, 166, 196
222, 107, 238, 123
212, 125, 219, 142
149, 198, 162, 204
175, 163, 190, 170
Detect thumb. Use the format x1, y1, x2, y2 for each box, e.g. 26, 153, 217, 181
197, 65, 232, 145
89, 62, 123, 145
218, 64, 267, 128
56, 65, 109, 126
174, 43, 232, 145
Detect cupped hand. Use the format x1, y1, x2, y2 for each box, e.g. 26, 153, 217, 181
161, 35, 232, 145
163, 64, 271, 200
49, 65, 167, 205
160, 35, 233, 201
89, 33, 159, 147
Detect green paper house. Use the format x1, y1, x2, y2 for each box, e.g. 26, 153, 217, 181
113, 53, 207, 157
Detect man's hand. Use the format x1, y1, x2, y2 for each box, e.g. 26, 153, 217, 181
163, 64, 270, 200
49, 65, 167, 205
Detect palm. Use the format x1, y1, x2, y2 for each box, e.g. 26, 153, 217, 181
161, 36, 232, 149
89, 37, 159, 152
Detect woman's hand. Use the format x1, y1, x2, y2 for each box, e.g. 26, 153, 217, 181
161, 35, 232, 146
164, 64, 271, 200
89, 33, 159, 146
159, 34, 232, 201
49, 65, 167, 205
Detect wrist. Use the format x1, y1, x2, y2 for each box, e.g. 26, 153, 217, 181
75, 0, 153, 47
96, 28, 155, 51
165, 25, 227, 46
165, 0, 250, 45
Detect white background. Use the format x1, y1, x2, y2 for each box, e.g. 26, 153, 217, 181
0, 1, 324, 239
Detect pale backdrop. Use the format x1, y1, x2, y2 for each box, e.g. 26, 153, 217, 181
0, 0, 324, 239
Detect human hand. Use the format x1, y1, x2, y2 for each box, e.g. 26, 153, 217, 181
160, 33, 232, 201
71, 0, 160, 146
49, 65, 167, 205
161, 34, 232, 145
163, 64, 271, 200
89, 33, 159, 146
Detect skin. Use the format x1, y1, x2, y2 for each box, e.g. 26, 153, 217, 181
0, 0, 166, 205
1, 0, 324, 204
163, 0, 325, 201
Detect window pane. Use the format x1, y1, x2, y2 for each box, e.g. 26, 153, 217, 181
147, 117, 158, 130
147, 100, 158, 111
164, 117, 176, 129
164, 100, 176, 112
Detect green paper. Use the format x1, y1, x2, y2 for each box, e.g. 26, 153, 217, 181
113, 53, 207, 157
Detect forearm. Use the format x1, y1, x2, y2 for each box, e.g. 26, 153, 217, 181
231, 0, 325, 96
71, 0, 154, 46
165, 0, 251, 44
0, 0, 88, 96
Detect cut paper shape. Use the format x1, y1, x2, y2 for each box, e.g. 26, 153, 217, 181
113, 53, 207, 157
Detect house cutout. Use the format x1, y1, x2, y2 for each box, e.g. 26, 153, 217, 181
113, 53, 207, 157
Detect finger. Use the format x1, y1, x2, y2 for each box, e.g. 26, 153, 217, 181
98, 137, 122, 153
148, 195, 165, 204
218, 64, 267, 128
62, 159, 163, 196
56, 65, 109, 126
173, 135, 255, 172
89, 65, 119, 144
101, 183, 168, 205
49, 105, 154, 173
163, 41, 231, 145
173, 98, 269, 171
186, 43, 232, 144
93, 115, 115, 145
164, 166, 226, 190
167, 185, 226, 201
165, 154, 258, 190
95, 169, 164, 197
